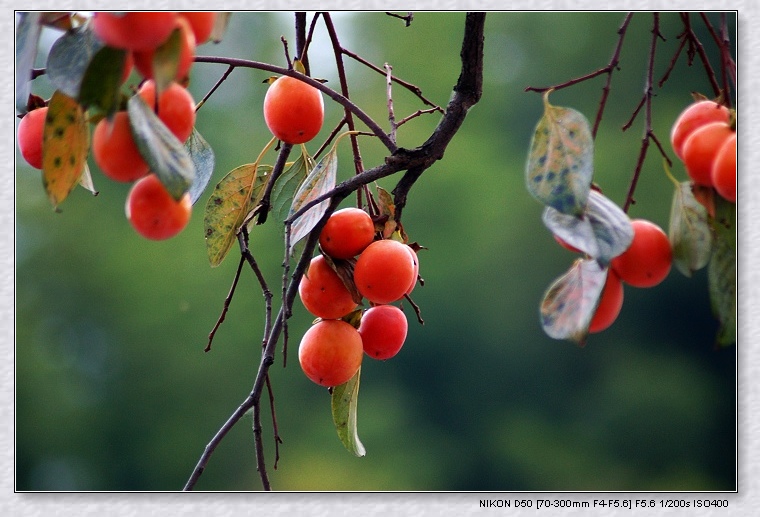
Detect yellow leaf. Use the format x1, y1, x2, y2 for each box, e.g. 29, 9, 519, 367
42, 90, 88, 208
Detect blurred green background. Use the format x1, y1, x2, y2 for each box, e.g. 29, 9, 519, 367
16, 12, 736, 491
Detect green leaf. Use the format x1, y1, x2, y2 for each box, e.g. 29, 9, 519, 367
127, 93, 195, 201
540, 258, 607, 344
708, 197, 736, 346
526, 92, 593, 216
79, 45, 128, 116
42, 90, 89, 208
16, 12, 42, 113
185, 129, 216, 205
151, 27, 183, 93
271, 148, 314, 223
669, 181, 713, 277
46, 25, 104, 100
331, 368, 366, 457
204, 163, 271, 267
543, 190, 633, 266
287, 147, 338, 255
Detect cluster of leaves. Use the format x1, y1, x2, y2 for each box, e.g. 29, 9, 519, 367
526, 92, 634, 344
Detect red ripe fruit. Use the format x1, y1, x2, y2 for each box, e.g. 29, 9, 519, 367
354, 239, 417, 304
611, 219, 672, 288
670, 100, 730, 160
92, 111, 150, 182
137, 80, 196, 143
125, 174, 192, 240
588, 270, 624, 334
179, 12, 217, 44
298, 255, 357, 319
682, 121, 734, 187
359, 305, 409, 360
263, 75, 324, 145
319, 208, 376, 259
711, 132, 736, 203
91, 12, 178, 51
298, 319, 363, 387
17, 106, 48, 170
133, 16, 196, 82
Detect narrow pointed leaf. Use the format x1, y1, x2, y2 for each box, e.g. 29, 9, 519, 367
210, 13, 232, 43
271, 149, 314, 223
331, 368, 366, 457
42, 91, 89, 208
708, 197, 736, 346
204, 163, 270, 267
526, 93, 593, 216
79, 45, 127, 116
127, 93, 194, 201
186, 129, 216, 205
151, 27, 183, 93
16, 12, 42, 113
543, 190, 633, 265
287, 147, 338, 255
540, 258, 607, 343
46, 25, 103, 99
669, 181, 713, 277
78, 163, 98, 196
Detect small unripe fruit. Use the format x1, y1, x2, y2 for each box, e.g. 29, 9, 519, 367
298, 319, 363, 387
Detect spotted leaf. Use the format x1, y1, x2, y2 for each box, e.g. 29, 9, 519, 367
42, 90, 89, 208
526, 92, 593, 216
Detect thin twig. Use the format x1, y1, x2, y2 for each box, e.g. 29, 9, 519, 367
206, 254, 245, 352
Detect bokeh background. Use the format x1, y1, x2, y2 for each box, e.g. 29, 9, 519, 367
15, 12, 736, 491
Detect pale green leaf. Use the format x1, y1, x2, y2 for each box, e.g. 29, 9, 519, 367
186, 129, 216, 205
331, 367, 366, 457
16, 12, 42, 114
669, 181, 713, 277
42, 91, 89, 208
526, 93, 593, 216
543, 190, 633, 266
204, 163, 271, 267
540, 258, 607, 343
127, 93, 195, 201
271, 149, 314, 223
708, 197, 736, 346
287, 147, 338, 255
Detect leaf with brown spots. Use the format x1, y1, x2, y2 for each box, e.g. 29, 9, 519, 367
42, 90, 89, 208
